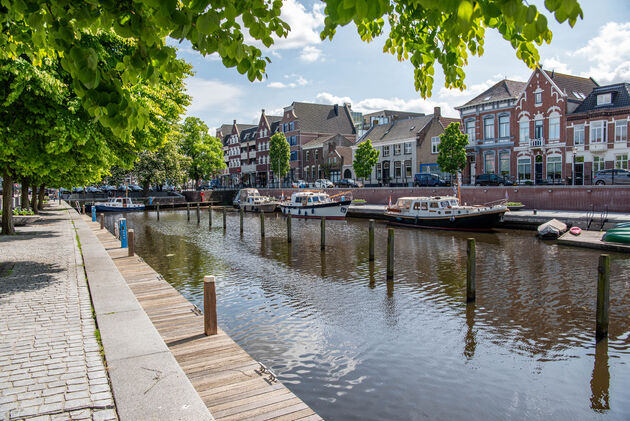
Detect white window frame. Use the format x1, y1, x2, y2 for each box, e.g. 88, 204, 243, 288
593, 156, 605, 172
394, 144, 401, 155
431, 136, 440, 154
483, 151, 495, 174
597, 93, 612, 106
546, 155, 562, 180
535, 92, 542, 105
404, 142, 412, 154
519, 120, 529, 142
590, 121, 606, 143
574, 124, 585, 145
549, 116, 560, 140
465, 120, 475, 143
383, 145, 390, 157
499, 115, 510, 138
484, 117, 494, 140
517, 157, 531, 181
499, 151, 510, 176
615, 120, 627, 142
615, 154, 628, 169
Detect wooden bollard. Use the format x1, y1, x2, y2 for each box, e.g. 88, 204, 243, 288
320, 216, 326, 250
287, 214, 292, 243
260, 212, 265, 237
208, 207, 212, 228
196, 203, 200, 224
203, 276, 218, 336
157, 203, 160, 220
368, 219, 375, 261
222, 208, 226, 229
466, 238, 476, 302
100, 213, 104, 230
386, 228, 394, 279
596, 254, 610, 340
187, 203, 190, 221
240, 208, 244, 234
81, 204, 85, 214
128, 229, 135, 257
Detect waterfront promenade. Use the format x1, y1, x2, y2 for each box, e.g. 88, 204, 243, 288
0, 204, 116, 420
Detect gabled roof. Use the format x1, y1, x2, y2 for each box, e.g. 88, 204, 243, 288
215, 124, 232, 138
572, 83, 630, 114
239, 126, 257, 142
302, 134, 338, 149
456, 79, 526, 109
292, 102, 356, 134
543, 70, 598, 102
357, 115, 434, 146
363, 110, 425, 120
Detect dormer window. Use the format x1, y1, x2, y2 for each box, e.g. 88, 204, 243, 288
535, 92, 542, 105
597, 93, 612, 105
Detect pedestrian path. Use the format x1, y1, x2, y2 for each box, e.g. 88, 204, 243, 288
0, 205, 116, 421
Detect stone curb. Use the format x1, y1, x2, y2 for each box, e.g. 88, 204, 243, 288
65, 203, 213, 420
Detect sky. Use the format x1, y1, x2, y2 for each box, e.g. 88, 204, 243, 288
172, 0, 630, 134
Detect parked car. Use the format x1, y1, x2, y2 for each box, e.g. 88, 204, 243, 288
313, 179, 334, 188
86, 186, 102, 193
72, 187, 84, 193
593, 169, 630, 185
100, 185, 116, 192
335, 178, 361, 188
414, 173, 448, 187
291, 180, 308, 188
474, 173, 516, 186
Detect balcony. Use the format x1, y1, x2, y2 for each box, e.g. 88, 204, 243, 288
529, 137, 545, 148
589, 142, 607, 152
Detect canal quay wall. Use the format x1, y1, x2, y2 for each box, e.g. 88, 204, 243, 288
81, 214, 322, 420
254, 185, 630, 213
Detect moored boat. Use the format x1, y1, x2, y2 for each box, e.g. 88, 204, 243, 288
384, 196, 507, 231
602, 227, 630, 244
233, 188, 279, 212
94, 197, 145, 212
280, 191, 350, 219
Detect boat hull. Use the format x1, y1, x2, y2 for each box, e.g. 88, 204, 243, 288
280, 200, 350, 219
385, 209, 506, 231
93, 205, 145, 212
240, 203, 278, 213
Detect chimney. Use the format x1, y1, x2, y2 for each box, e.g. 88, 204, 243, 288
433, 107, 441, 119
233, 119, 237, 124
334, 104, 339, 116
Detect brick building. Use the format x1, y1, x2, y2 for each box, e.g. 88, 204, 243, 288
302, 134, 354, 182
254, 110, 282, 187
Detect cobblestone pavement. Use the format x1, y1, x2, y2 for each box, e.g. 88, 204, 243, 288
0, 205, 117, 421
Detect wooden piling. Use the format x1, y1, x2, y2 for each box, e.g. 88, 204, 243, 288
368, 219, 375, 261
203, 275, 218, 336
287, 214, 292, 243
187, 203, 190, 221
222, 208, 226, 229
157, 203, 160, 220
100, 213, 104, 230
208, 207, 212, 228
386, 228, 394, 279
239, 208, 244, 234
320, 216, 326, 250
196, 203, 200, 224
596, 254, 610, 340
128, 229, 135, 257
466, 238, 476, 302
81, 204, 85, 215
260, 212, 265, 238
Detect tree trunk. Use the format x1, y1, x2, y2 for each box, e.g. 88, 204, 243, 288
31, 185, 38, 214
142, 181, 150, 199
2, 170, 15, 235
38, 185, 45, 211
20, 177, 30, 210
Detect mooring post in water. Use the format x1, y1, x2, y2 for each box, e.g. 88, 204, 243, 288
260, 212, 265, 238
128, 229, 135, 257
208, 207, 212, 228
320, 216, 326, 250
387, 228, 394, 280
187, 203, 190, 221
196, 203, 201, 224
157, 203, 160, 220
369, 219, 375, 261
466, 238, 476, 302
120, 218, 127, 249
240, 208, 244, 234
100, 213, 104, 230
596, 254, 610, 340
222, 208, 226, 229
203, 275, 218, 336
287, 214, 292, 243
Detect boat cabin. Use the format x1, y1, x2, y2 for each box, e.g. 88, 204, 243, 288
391, 196, 471, 216
290, 192, 329, 206
109, 197, 134, 208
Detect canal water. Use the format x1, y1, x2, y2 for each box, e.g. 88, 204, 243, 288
105, 210, 630, 420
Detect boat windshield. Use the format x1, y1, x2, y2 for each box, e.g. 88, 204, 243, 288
450, 200, 459, 206
439, 200, 450, 208
312, 196, 319, 203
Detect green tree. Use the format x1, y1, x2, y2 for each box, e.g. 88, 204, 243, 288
134, 138, 192, 197
436, 122, 468, 190
269, 132, 290, 187
177, 117, 226, 188
353, 139, 380, 182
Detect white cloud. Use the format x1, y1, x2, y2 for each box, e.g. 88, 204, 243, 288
541, 57, 571, 74
267, 75, 309, 89
315, 92, 458, 118
184, 77, 243, 115
573, 22, 630, 83
300, 46, 324, 63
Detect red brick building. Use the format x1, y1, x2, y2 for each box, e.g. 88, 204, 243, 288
302, 134, 354, 182
254, 110, 282, 187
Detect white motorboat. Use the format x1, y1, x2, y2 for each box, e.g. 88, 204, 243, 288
93, 197, 145, 212
233, 188, 279, 212
280, 191, 350, 220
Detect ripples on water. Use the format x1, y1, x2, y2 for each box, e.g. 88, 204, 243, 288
105, 210, 630, 420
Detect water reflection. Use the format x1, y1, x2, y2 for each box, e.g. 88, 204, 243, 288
103, 211, 630, 421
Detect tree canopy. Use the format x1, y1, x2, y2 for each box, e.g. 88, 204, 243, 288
436, 122, 468, 176
134, 136, 192, 195
353, 139, 380, 180
176, 117, 226, 187
269, 132, 290, 183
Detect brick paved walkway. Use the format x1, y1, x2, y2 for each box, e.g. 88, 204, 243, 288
0, 205, 116, 421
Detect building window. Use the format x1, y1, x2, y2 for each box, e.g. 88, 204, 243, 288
289, 121, 294, 131
616, 154, 628, 169
290, 151, 297, 161
404, 142, 412, 154
431, 136, 440, 154
574, 124, 585, 145
394, 144, 401, 155
305, 151, 310, 161
593, 156, 605, 172
615, 120, 627, 142
405, 160, 412, 177
534, 119, 543, 139
519, 120, 529, 142
465, 120, 475, 143
383, 145, 390, 157
314, 150, 319, 160
484, 117, 494, 140
376, 163, 382, 179
394, 161, 402, 178
547, 155, 562, 181
590, 121, 606, 143
283, 123, 288, 132
484, 152, 495, 174
597, 93, 612, 106
549, 116, 560, 140
535, 92, 542, 105
517, 157, 531, 181
499, 151, 510, 176
498, 115, 510, 138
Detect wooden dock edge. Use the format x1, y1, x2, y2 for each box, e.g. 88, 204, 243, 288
82, 215, 322, 421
